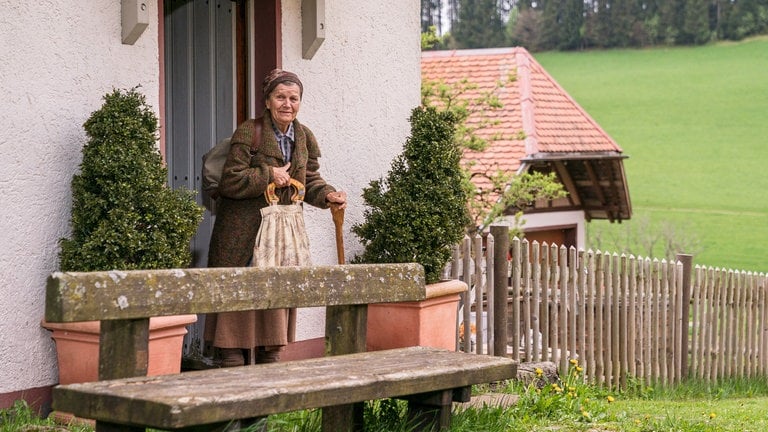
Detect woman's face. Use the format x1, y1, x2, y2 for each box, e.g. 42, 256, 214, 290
266, 83, 301, 132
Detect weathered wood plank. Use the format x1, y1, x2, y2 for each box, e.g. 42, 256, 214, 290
46, 263, 425, 323
99, 319, 149, 380
52, 346, 517, 430
323, 304, 367, 431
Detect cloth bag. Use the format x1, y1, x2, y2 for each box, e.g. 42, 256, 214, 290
253, 178, 311, 267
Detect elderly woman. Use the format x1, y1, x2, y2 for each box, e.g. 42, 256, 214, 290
205, 69, 347, 367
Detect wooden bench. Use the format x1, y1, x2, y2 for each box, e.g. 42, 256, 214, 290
45, 263, 517, 431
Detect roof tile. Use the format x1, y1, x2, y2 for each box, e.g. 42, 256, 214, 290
422, 47, 623, 185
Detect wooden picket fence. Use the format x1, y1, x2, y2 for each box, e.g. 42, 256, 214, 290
451, 229, 768, 388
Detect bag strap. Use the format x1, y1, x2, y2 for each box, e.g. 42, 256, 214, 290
250, 116, 263, 153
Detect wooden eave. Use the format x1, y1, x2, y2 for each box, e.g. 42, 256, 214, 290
518, 152, 632, 223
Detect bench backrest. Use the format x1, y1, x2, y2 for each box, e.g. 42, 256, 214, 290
45, 263, 426, 380
45, 263, 426, 323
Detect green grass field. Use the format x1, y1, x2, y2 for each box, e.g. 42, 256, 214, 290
534, 37, 768, 272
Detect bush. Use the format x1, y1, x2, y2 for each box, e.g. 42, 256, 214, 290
59, 88, 203, 271
352, 106, 470, 284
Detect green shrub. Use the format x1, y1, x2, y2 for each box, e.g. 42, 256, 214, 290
352, 106, 470, 284
59, 88, 203, 271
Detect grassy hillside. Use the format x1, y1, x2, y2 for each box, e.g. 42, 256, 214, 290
534, 37, 768, 272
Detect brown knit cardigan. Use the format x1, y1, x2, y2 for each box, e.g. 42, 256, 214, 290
204, 113, 337, 349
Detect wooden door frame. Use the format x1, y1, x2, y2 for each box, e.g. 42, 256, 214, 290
237, 0, 281, 124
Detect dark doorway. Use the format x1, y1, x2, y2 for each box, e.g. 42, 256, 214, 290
523, 226, 577, 250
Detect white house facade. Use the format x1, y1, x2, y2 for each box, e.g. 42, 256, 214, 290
0, 0, 420, 410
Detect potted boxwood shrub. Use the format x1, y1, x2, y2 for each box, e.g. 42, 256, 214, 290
42, 88, 203, 389
352, 106, 470, 351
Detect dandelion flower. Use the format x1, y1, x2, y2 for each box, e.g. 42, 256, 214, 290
535, 368, 543, 377
709, 412, 716, 419
582, 410, 591, 419
607, 395, 615, 403
570, 358, 579, 366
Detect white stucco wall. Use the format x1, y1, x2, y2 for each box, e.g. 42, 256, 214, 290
0, 0, 420, 396
281, 1, 421, 339
0, 1, 161, 395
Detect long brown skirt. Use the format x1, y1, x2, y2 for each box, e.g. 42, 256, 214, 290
205, 202, 309, 349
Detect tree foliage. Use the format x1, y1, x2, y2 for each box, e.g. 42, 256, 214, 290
59, 88, 203, 271
422, 0, 768, 51
420, 65, 566, 237
451, 0, 508, 49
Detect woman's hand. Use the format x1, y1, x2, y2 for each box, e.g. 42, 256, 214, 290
271, 163, 291, 187
326, 190, 347, 210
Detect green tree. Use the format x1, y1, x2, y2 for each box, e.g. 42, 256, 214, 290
435, 0, 768, 50
421, 25, 448, 50
421, 0, 445, 34
560, 0, 585, 49
591, 0, 616, 47
682, 0, 712, 44
59, 88, 203, 271
659, 0, 686, 44
540, 0, 562, 50
451, 0, 508, 48
540, 0, 584, 50
722, 0, 768, 40
610, 0, 639, 46
513, 7, 545, 51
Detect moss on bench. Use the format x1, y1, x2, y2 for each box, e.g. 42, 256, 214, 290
46, 263, 426, 322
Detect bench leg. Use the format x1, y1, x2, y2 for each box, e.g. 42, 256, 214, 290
163, 418, 267, 432
95, 421, 143, 432
404, 389, 454, 431
240, 416, 268, 431
322, 402, 364, 432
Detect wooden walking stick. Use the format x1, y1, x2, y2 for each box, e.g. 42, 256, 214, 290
331, 205, 345, 264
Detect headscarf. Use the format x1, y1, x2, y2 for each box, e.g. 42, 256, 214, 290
262, 69, 304, 99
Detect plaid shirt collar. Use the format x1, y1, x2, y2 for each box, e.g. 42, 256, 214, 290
272, 122, 295, 162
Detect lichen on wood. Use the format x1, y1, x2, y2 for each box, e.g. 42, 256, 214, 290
46, 263, 426, 323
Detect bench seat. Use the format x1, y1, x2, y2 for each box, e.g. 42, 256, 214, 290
52, 346, 516, 430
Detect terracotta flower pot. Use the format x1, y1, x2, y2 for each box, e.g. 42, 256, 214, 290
366, 279, 467, 351
42, 315, 197, 425
42, 314, 197, 384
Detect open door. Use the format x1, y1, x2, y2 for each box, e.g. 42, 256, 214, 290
164, 0, 236, 269
162, 0, 279, 364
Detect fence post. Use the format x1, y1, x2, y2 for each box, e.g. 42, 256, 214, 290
491, 225, 509, 358
461, 236, 472, 352
451, 244, 461, 351
677, 253, 693, 380
486, 233, 495, 356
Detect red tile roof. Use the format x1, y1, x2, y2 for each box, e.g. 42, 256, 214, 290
422, 47, 624, 184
